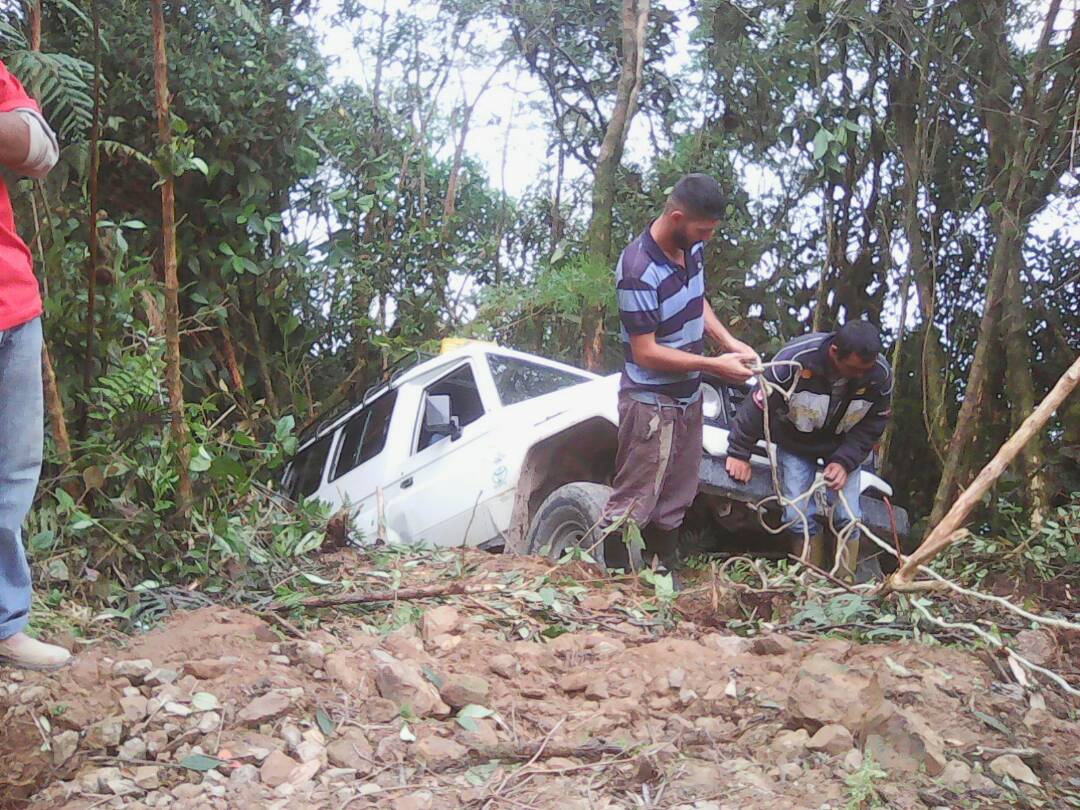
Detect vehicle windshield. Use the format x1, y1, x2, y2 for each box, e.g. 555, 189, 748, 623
486, 354, 591, 406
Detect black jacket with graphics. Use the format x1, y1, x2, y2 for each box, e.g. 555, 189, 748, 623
727, 332, 893, 472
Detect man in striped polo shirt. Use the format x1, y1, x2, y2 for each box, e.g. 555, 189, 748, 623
603, 174, 756, 581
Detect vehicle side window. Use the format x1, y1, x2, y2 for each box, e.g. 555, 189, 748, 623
487, 354, 590, 406
416, 363, 484, 452
331, 390, 397, 481
283, 434, 333, 500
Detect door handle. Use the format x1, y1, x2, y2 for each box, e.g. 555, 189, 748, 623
400, 477, 414, 489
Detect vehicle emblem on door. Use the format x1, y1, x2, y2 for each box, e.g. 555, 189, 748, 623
492, 452, 508, 487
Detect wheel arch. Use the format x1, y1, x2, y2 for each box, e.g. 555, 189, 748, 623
503, 417, 618, 554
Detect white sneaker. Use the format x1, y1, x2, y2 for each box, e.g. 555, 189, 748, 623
0, 632, 72, 671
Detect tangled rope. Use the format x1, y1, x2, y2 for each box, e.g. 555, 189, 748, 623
733, 358, 1080, 697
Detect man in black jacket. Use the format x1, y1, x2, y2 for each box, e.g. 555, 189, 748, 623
724, 322, 893, 581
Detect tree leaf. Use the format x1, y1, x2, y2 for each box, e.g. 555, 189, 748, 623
316, 706, 334, 736
812, 127, 831, 159
179, 754, 228, 772
191, 692, 219, 712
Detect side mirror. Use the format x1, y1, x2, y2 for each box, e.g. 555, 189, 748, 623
425, 394, 462, 442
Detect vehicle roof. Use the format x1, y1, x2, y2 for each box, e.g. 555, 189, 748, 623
296, 343, 599, 451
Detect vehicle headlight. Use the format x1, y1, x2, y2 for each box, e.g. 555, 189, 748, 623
701, 383, 722, 420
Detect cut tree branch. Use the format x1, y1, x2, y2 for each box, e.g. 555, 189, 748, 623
892, 353, 1080, 586
269, 580, 504, 611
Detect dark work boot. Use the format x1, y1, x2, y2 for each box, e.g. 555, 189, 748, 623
855, 537, 885, 584
789, 532, 827, 570
602, 527, 632, 574
643, 525, 683, 592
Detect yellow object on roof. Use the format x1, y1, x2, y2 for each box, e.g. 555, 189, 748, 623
439, 337, 496, 354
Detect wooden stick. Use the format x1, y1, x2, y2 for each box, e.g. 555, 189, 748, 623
269, 580, 503, 611
891, 354, 1080, 586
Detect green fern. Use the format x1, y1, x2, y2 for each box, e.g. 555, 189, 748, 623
0, 9, 97, 141
3, 49, 97, 140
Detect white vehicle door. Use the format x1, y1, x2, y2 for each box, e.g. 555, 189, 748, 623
319, 389, 398, 540
383, 360, 502, 547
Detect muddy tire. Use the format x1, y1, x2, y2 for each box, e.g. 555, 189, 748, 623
526, 482, 620, 566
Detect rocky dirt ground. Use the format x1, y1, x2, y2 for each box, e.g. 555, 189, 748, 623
2, 546, 1078, 810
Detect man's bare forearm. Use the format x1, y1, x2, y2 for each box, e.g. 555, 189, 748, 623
630, 338, 717, 374
0, 112, 31, 169
628, 332, 754, 382
703, 300, 755, 355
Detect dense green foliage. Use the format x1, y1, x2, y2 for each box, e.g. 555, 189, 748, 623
1, 0, 1076, 609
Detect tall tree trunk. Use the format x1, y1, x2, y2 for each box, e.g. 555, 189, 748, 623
28, 0, 41, 51
887, 8, 952, 462
80, 0, 102, 436
26, 1, 71, 464
150, 0, 192, 517
930, 221, 1010, 524
811, 199, 833, 331
40, 341, 70, 465
250, 313, 280, 418
1002, 255, 1049, 523
551, 139, 565, 247
582, 0, 650, 370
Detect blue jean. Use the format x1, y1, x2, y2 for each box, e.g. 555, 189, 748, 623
0, 317, 43, 640
778, 447, 861, 540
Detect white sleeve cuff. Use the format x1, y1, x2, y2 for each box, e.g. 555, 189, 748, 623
14, 107, 59, 179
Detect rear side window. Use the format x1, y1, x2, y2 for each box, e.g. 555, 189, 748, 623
487, 354, 590, 406
331, 390, 397, 481
283, 434, 332, 500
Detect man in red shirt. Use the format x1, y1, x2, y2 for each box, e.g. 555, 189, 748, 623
0, 60, 67, 670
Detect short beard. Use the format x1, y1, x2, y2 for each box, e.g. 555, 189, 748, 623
672, 224, 695, 251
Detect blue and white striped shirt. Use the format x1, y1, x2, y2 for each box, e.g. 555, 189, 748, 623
616, 227, 706, 399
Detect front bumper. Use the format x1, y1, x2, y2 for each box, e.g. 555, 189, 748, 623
698, 454, 910, 542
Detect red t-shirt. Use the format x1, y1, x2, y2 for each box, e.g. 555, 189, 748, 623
0, 61, 43, 331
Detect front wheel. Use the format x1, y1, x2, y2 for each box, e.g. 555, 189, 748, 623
525, 482, 641, 569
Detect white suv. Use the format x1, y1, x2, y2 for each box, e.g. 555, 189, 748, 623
281, 341, 909, 563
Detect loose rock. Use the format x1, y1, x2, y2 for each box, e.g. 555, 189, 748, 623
324, 653, 365, 691
183, 658, 233, 680
51, 730, 79, 766
120, 694, 149, 723
939, 759, 972, 789
863, 705, 947, 776
989, 754, 1040, 787
327, 729, 374, 771
133, 766, 161, 790
85, 716, 124, 749
1013, 629, 1056, 667
787, 655, 885, 733
295, 640, 326, 670
415, 736, 468, 769
119, 737, 147, 762
488, 654, 518, 679
770, 729, 810, 764
374, 655, 450, 717
145, 667, 180, 687
229, 763, 260, 787
421, 606, 460, 641
238, 690, 294, 725
439, 674, 490, 709
751, 635, 797, 656
807, 724, 854, 755
260, 749, 300, 788
113, 659, 154, 681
